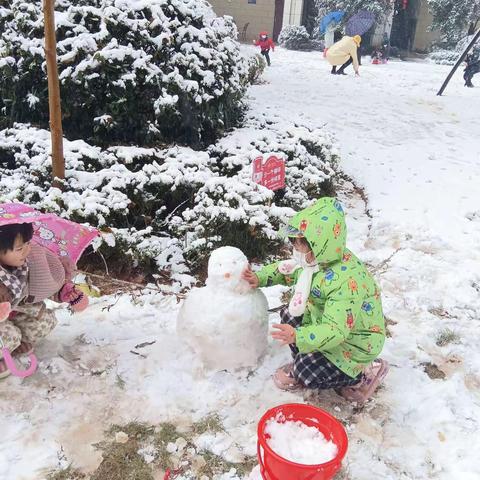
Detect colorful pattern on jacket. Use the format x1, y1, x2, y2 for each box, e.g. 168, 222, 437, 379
255, 197, 386, 378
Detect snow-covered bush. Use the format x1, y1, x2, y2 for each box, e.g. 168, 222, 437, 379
0, 0, 248, 148
245, 54, 267, 85
278, 25, 323, 51
0, 116, 339, 278
279, 26, 310, 49
428, 49, 459, 65
428, 35, 480, 65
427, 0, 480, 46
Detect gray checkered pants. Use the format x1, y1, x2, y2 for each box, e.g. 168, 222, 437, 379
281, 306, 362, 390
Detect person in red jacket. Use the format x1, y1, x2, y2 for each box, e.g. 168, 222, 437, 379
253, 31, 275, 66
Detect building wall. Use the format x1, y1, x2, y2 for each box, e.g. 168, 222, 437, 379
413, 1, 440, 52
371, 0, 440, 51
208, 0, 276, 42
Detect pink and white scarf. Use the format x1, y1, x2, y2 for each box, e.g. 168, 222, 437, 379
278, 251, 319, 317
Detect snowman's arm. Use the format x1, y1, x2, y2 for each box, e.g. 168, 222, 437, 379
255, 262, 290, 288
295, 282, 363, 353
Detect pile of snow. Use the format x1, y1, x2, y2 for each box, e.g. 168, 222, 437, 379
265, 416, 338, 465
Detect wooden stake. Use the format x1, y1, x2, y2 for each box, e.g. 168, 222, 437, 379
43, 0, 65, 186
437, 29, 480, 96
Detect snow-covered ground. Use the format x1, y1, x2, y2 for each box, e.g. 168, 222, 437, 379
1, 48, 480, 480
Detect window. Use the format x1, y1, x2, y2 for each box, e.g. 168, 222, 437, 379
248, 0, 257, 4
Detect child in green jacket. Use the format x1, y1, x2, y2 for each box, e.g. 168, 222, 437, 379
242, 197, 388, 403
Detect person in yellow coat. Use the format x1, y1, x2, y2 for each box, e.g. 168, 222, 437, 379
326, 35, 361, 76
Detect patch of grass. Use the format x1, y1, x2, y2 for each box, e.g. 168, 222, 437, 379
76, 417, 256, 480
90, 422, 156, 480
429, 307, 454, 319
384, 316, 397, 338
107, 421, 155, 441
436, 328, 461, 347
115, 373, 126, 390
154, 422, 181, 444
196, 451, 235, 477
196, 451, 257, 477
235, 455, 258, 476
91, 440, 154, 480
421, 362, 446, 380
153, 422, 182, 471
192, 413, 224, 435
46, 465, 86, 480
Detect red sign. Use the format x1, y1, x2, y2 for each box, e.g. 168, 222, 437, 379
252, 155, 286, 191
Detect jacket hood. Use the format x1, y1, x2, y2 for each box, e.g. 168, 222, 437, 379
287, 197, 346, 265
259, 31, 268, 36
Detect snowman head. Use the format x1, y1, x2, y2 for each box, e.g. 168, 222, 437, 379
207, 246, 249, 293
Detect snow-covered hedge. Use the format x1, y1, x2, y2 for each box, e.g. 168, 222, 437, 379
278, 26, 324, 51
428, 35, 480, 65
0, 117, 339, 285
428, 49, 459, 65
0, 0, 249, 148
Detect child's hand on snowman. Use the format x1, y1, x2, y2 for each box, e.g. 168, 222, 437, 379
59, 283, 89, 313
271, 324, 296, 345
0, 302, 12, 322
242, 264, 259, 289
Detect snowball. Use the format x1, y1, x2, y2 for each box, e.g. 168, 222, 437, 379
265, 418, 338, 465
177, 246, 268, 371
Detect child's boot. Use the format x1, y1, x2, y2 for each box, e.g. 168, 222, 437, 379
273, 362, 303, 392
339, 358, 389, 404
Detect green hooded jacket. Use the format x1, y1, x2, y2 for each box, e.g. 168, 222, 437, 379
256, 197, 386, 378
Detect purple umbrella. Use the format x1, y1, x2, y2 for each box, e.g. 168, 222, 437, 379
346, 10, 376, 36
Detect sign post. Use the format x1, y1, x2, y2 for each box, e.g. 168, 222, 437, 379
252, 155, 286, 191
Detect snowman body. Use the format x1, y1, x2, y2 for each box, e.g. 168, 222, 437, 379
177, 247, 268, 371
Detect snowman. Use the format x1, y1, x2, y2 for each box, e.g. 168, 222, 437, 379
177, 246, 269, 371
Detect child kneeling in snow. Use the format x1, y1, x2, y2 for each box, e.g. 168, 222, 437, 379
0, 222, 88, 379
242, 198, 388, 403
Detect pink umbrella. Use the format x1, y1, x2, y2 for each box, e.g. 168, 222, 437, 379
0, 203, 99, 264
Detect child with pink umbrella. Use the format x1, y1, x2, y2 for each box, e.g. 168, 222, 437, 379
0, 203, 98, 379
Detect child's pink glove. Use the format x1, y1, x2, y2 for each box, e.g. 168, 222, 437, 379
59, 283, 89, 313
0, 302, 12, 322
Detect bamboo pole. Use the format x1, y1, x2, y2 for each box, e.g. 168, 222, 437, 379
43, 0, 65, 186
437, 29, 480, 96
